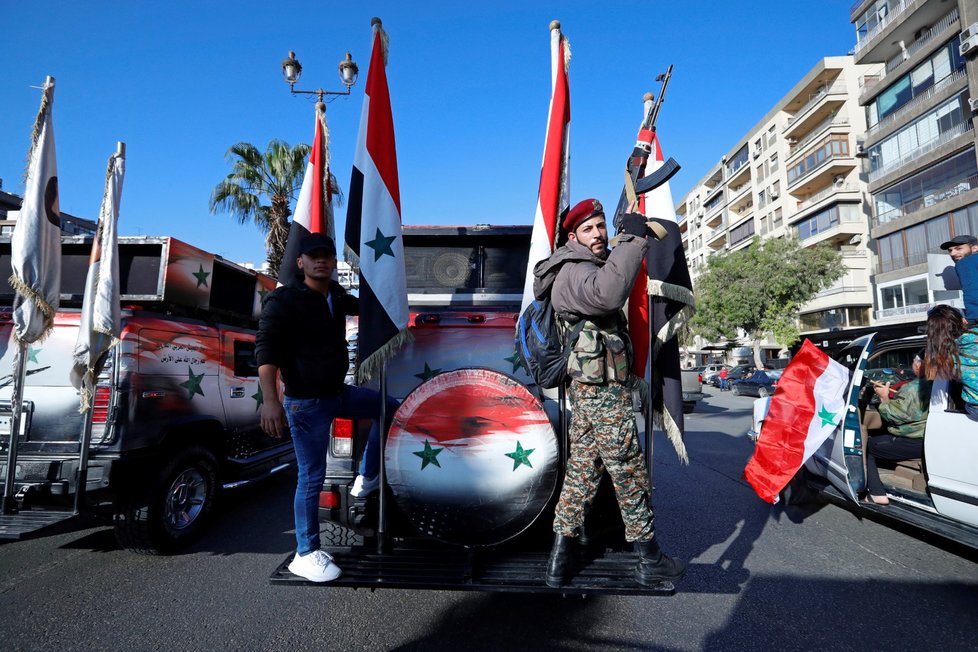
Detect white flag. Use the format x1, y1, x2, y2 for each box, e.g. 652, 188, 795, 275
10, 78, 62, 344
70, 149, 125, 411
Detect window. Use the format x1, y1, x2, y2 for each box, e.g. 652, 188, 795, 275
771, 180, 780, 198
758, 190, 767, 209
788, 135, 849, 184
729, 219, 755, 246
873, 150, 978, 223
233, 341, 259, 377
760, 215, 769, 235
756, 163, 765, 182
869, 92, 969, 173
769, 153, 779, 173
773, 208, 783, 229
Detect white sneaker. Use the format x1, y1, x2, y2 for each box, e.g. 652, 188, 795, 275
350, 474, 379, 498
288, 549, 341, 582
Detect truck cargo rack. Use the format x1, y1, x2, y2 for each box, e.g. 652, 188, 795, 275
270, 542, 676, 596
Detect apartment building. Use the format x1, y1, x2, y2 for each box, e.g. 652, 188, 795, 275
852, 0, 978, 333
677, 56, 878, 365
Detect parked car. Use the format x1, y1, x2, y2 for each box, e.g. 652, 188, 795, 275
707, 364, 751, 387
750, 333, 978, 549
731, 369, 783, 397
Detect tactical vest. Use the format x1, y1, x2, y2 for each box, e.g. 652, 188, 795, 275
565, 310, 633, 385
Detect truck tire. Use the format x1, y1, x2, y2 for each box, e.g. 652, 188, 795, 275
320, 520, 364, 548
114, 445, 219, 555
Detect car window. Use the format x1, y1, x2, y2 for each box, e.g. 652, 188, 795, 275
865, 347, 916, 385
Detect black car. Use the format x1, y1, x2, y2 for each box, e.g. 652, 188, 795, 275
731, 369, 783, 397
708, 364, 751, 387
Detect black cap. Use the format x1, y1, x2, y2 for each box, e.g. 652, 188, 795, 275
940, 234, 977, 250
299, 232, 336, 256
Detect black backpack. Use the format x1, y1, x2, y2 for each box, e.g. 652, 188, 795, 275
516, 295, 584, 389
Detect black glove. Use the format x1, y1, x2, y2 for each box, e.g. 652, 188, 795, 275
619, 212, 648, 238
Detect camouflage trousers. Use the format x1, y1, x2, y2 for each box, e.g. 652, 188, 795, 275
552, 380, 655, 542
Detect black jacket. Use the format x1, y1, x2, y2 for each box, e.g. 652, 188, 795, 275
255, 279, 358, 399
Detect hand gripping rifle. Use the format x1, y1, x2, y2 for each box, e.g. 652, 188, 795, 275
611, 65, 678, 242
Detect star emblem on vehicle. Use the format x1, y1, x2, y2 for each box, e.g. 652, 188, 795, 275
412, 440, 443, 469
365, 228, 397, 261
414, 362, 442, 381
817, 405, 836, 428
179, 366, 206, 399
26, 345, 40, 363
505, 351, 523, 373
505, 441, 535, 471
252, 384, 263, 411
192, 264, 211, 288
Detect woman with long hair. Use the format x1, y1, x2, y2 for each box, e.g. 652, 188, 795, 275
924, 304, 978, 419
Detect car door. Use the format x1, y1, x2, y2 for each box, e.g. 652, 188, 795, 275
804, 334, 875, 500
923, 380, 978, 528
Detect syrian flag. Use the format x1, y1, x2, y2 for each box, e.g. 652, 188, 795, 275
278, 109, 334, 287
744, 339, 850, 504
520, 20, 570, 316
70, 147, 124, 412
626, 104, 694, 465
10, 77, 62, 345
344, 18, 409, 382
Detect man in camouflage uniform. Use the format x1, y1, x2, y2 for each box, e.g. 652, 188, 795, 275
533, 198, 685, 587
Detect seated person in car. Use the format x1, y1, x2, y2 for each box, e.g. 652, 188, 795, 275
865, 349, 931, 505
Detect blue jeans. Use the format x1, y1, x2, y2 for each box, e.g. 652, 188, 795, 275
284, 385, 399, 554
719, 378, 728, 391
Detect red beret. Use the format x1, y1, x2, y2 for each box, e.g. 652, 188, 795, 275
563, 198, 604, 234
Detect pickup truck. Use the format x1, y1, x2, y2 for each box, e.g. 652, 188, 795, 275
681, 368, 705, 413
271, 225, 677, 596
0, 236, 295, 553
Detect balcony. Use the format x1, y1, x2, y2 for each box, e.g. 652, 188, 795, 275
853, 0, 920, 61
796, 213, 866, 248
868, 122, 974, 183
726, 158, 751, 188
875, 296, 963, 321
865, 69, 967, 141
854, 0, 956, 65
783, 81, 849, 140
792, 183, 862, 221
787, 115, 850, 163
787, 137, 857, 197
874, 174, 978, 227
704, 205, 725, 229
869, 7, 960, 96
802, 283, 873, 315
706, 224, 727, 250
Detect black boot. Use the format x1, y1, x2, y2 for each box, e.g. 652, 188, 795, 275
545, 533, 575, 587
634, 538, 686, 585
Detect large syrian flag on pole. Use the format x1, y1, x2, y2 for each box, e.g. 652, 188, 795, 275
10, 76, 62, 345
278, 106, 334, 287
627, 96, 694, 464
744, 339, 849, 503
70, 145, 125, 412
520, 20, 571, 316
344, 17, 409, 383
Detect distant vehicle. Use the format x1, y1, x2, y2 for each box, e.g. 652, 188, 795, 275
707, 364, 751, 387
750, 334, 978, 550
731, 369, 783, 397
681, 368, 706, 413
700, 363, 727, 385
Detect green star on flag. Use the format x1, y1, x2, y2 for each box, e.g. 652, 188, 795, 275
258, 287, 270, 301
412, 440, 444, 469
414, 362, 442, 381
817, 405, 837, 428
179, 366, 206, 399
192, 264, 211, 288
505, 441, 535, 471
26, 346, 40, 363
365, 228, 397, 261
252, 384, 263, 411
505, 352, 523, 373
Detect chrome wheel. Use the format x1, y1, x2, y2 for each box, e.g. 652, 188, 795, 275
164, 467, 209, 531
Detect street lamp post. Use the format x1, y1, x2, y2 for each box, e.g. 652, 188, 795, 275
281, 50, 359, 103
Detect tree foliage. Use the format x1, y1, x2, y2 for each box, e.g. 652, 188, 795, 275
691, 236, 845, 364
209, 140, 343, 278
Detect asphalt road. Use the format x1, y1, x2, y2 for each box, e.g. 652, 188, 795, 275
2, 386, 977, 651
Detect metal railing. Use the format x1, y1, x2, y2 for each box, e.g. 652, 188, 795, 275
875, 296, 963, 320
869, 122, 974, 182
866, 69, 966, 138
874, 174, 978, 226
788, 115, 850, 159
884, 7, 958, 76
796, 183, 858, 212
787, 149, 852, 188
784, 81, 849, 132
854, 0, 920, 56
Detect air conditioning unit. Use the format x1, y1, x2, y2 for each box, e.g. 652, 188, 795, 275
961, 22, 978, 42
786, 138, 797, 145
960, 34, 978, 57
753, 150, 761, 158
969, 97, 978, 113
833, 175, 845, 185
770, 192, 779, 199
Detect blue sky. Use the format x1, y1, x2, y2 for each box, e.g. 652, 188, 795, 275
1, 1, 857, 265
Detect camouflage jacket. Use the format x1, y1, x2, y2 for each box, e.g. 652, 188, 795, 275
532, 235, 647, 384
878, 378, 933, 438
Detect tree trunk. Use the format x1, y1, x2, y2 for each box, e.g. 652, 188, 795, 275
752, 340, 764, 370
266, 200, 292, 279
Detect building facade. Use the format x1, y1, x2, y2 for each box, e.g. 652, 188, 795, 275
677, 56, 878, 366
852, 0, 978, 333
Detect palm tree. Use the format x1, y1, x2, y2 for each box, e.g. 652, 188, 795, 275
209, 140, 343, 278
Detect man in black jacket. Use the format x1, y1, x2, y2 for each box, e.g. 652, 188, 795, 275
256, 232, 397, 582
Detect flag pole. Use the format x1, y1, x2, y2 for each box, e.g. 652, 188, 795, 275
2, 342, 30, 514
376, 363, 388, 553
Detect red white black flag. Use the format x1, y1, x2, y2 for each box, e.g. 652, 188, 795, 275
520, 20, 570, 316
344, 18, 409, 382
627, 98, 693, 464
278, 109, 334, 287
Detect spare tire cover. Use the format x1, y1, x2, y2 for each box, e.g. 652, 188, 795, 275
385, 368, 559, 547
